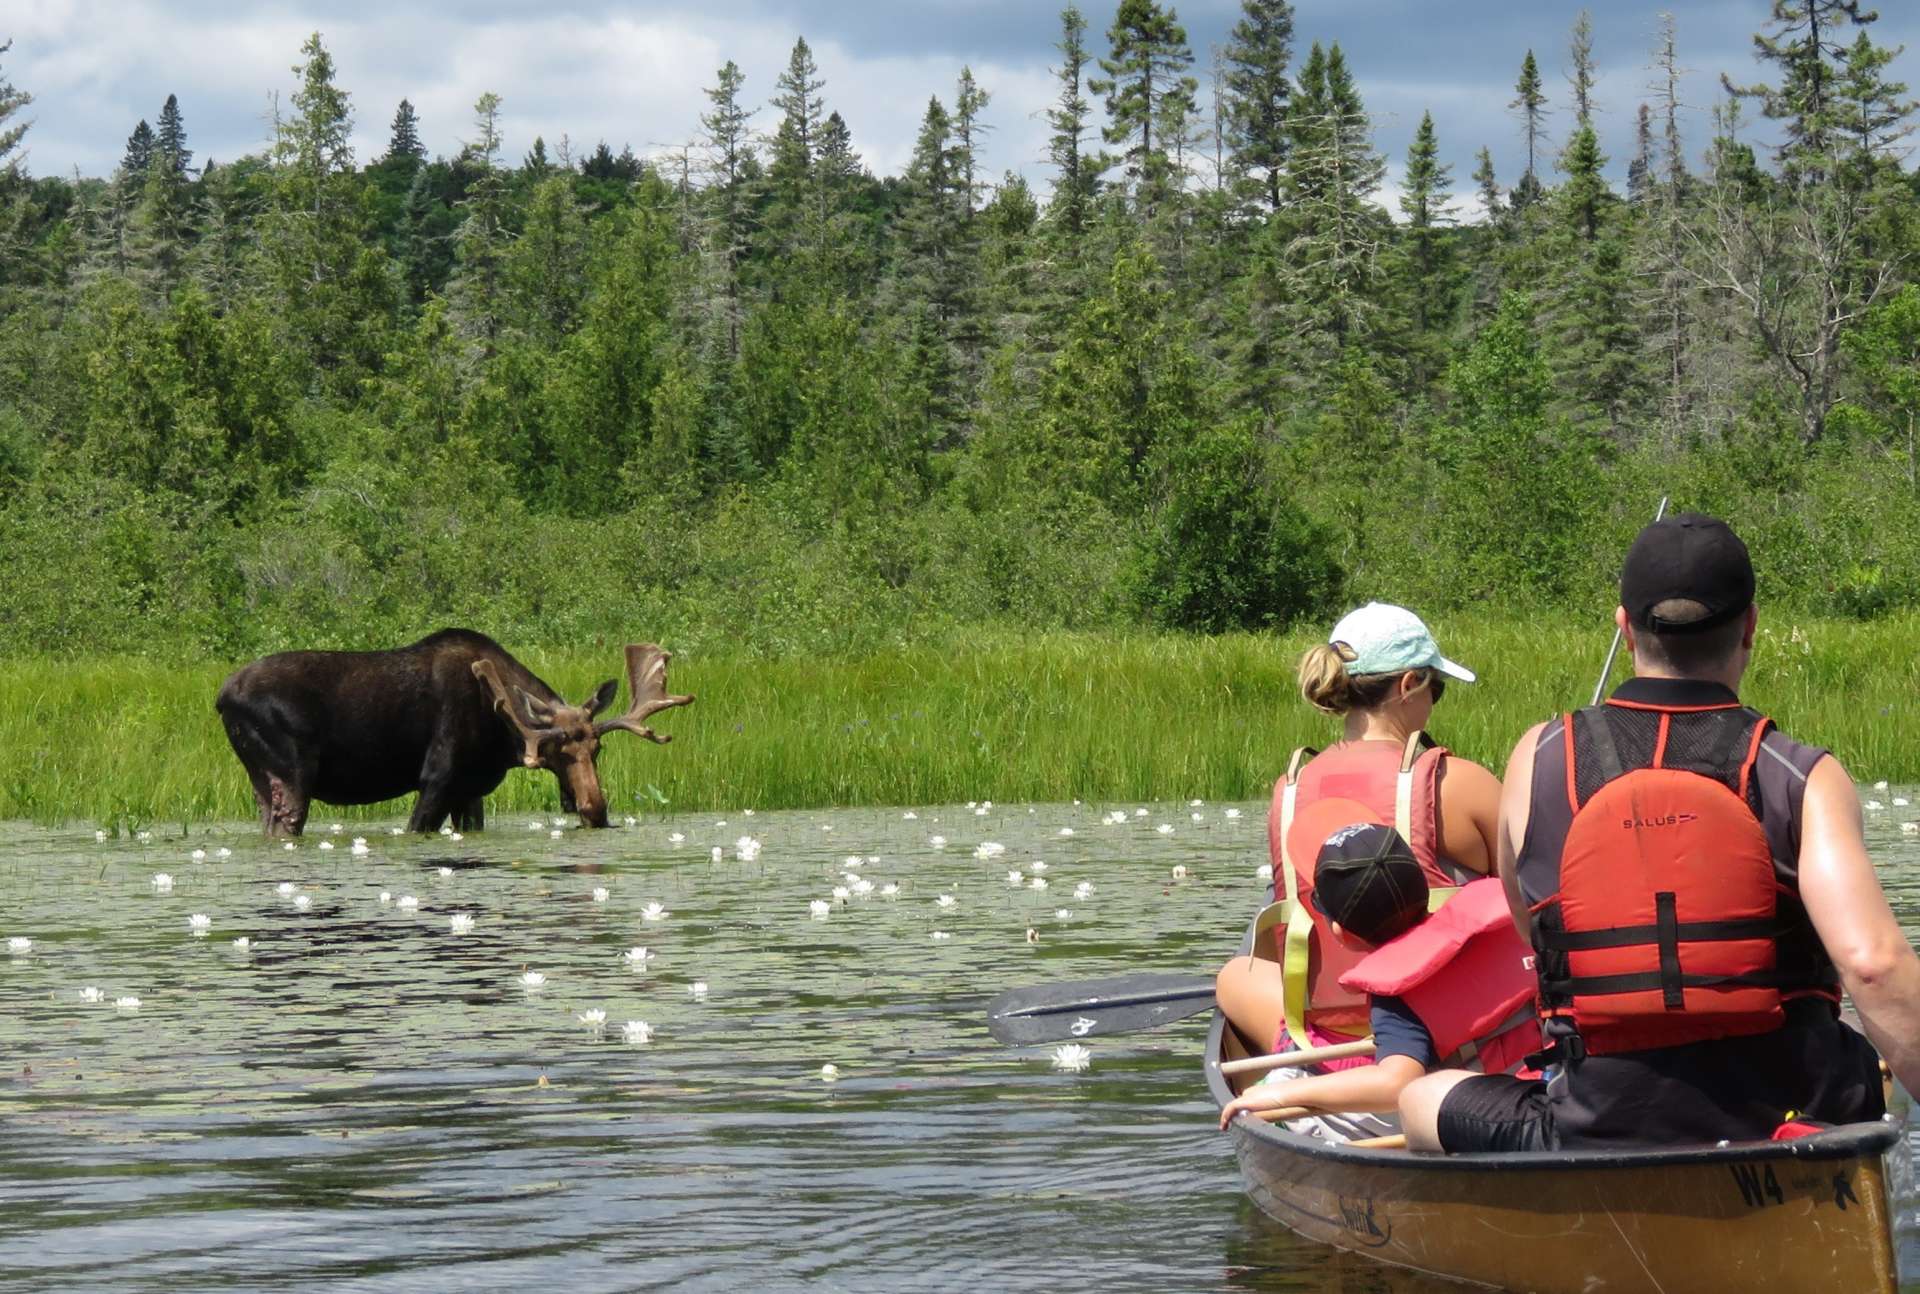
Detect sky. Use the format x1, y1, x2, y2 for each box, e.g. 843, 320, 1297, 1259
8, 1, 1920, 217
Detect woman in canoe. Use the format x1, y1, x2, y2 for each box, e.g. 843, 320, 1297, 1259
1214, 603, 1501, 1137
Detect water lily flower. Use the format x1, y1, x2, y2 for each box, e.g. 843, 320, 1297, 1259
1059, 827, 1074, 837
188, 914, 212, 935
1225, 808, 1242, 819
624, 947, 654, 968
396, 895, 418, 910
79, 986, 104, 1003
293, 895, 312, 911
152, 873, 174, 892
550, 830, 564, 840
449, 913, 475, 935
1172, 865, 1188, 880
1074, 882, 1093, 899
592, 887, 610, 903
622, 816, 637, 828
379, 891, 392, 904
736, 836, 762, 860
1874, 780, 1890, 791
217, 847, 232, 858
689, 981, 709, 999
936, 894, 957, 908
7, 937, 30, 955
809, 899, 832, 918
350, 842, 370, 856
1007, 870, 1023, 886
1256, 863, 1274, 882
880, 883, 900, 898
389, 828, 404, 836
550, 818, 566, 829
190, 849, 207, 862
931, 930, 952, 941
1134, 809, 1148, 818
232, 937, 252, 951
95, 830, 107, 843
1029, 861, 1048, 872
1055, 908, 1072, 920
1157, 824, 1174, 835
520, 970, 547, 989
710, 846, 723, 862
831, 887, 851, 903
973, 841, 1004, 859
448, 832, 463, 843
528, 821, 544, 831
930, 836, 948, 850
578, 1008, 607, 1029
277, 882, 297, 896
1897, 798, 1912, 807
331, 824, 344, 834
974, 806, 988, 816
114, 995, 141, 1010
622, 1020, 654, 1044
137, 831, 152, 841
1868, 801, 1885, 811
642, 902, 669, 921
438, 866, 453, 878
1191, 813, 1205, 823
282, 842, 296, 852
1030, 877, 1048, 890
318, 841, 334, 852
850, 879, 874, 897
903, 811, 918, 821
820, 1064, 839, 1081
1051, 1043, 1093, 1072
669, 832, 685, 844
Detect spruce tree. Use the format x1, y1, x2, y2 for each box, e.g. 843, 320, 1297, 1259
1566, 11, 1596, 128
953, 66, 992, 218
1090, 0, 1197, 210
699, 60, 757, 359
450, 91, 508, 363
1472, 146, 1502, 222
0, 40, 29, 178
155, 94, 192, 177
385, 98, 425, 165
1221, 0, 1294, 211
1045, 5, 1102, 235
1510, 50, 1549, 208
1397, 110, 1455, 385
1627, 103, 1654, 202
770, 37, 825, 183
1724, 0, 1891, 178
122, 120, 155, 184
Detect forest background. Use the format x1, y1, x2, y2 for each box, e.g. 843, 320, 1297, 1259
2, 2, 1919, 818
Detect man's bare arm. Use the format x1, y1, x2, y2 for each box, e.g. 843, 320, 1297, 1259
1498, 722, 1547, 938
1797, 754, 1920, 1094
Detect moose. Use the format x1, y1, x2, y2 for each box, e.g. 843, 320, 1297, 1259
215, 629, 693, 835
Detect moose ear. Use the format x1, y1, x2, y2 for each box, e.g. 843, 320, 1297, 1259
582, 679, 618, 719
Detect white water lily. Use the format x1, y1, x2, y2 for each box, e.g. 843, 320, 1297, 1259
710, 846, 723, 862
1190, 798, 1204, 807
1874, 780, 1890, 791
448, 832, 464, 842
232, 937, 251, 951
622, 1020, 654, 1043
1172, 865, 1188, 880
1029, 861, 1048, 872
1225, 808, 1243, 819
293, 895, 312, 911
903, 811, 918, 820
689, 981, 709, 999
190, 848, 206, 862
95, 830, 108, 843
1030, 877, 1048, 890
79, 986, 104, 1003
389, 827, 405, 836
936, 894, 957, 908
283, 842, 296, 851
1007, 870, 1023, 886
623, 816, 637, 827
623, 946, 655, 969
820, 1063, 840, 1081
1157, 824, 1174, 835
1896, 797, 1912, 807
850, 878, 874, 898
396, 895, 418, 911
931, 930, 952, 941
114, 995, 141, 1010
1256, 863, 1274, 882
1074, 882, 1094, 899
520, 970, 547, 989
1191, 813, 1205, 823
1055, 908, 1072, 920
152, 873, 174, 892
592, 887, 610, 903
669, 832, 685, 844
1134, 808, 1148, 818
929, 836, 948, 849
438, 866, 453, 878
318, 841, 335, 851
880, 882, 900, 898
379, 891, 392, 904
350, 841, 370, 856
974, 806, 988, 816
137, 830, 153, 841
1051, 1043, 1093, 1072
1903, 822, 1920, 836
1058, 827, 1074, 837
277, 881, 297, 896
1868, 800, 1885, 811
550, 829, 564, 840
736, 836, 762, 861
7, 937, 30, 955
973, 841, 1004, 859
187, 914, 212, 935
217, 847, 232, 858
528, 821, 544, 831
809, 899, 832, 918
331, 824, 344, 834
551, 817, 567, 829
449, 913, 475, 935
578, 1008, 607, 1029
831, 886, 851, 903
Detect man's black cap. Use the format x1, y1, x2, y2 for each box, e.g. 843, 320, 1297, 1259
1310, 823, 1429, 946
1620, 513, 1755, 634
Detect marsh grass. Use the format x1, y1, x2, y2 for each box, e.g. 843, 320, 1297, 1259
4, 615, 1916, 829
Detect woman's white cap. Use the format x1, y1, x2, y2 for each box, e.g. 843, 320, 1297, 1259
1328, 603, 1476, 683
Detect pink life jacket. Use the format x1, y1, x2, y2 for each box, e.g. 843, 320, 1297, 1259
1266, 734, 1473, 1065
1339, 877, 1542, 1075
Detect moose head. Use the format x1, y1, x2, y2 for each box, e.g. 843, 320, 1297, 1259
471, 644, 693, 827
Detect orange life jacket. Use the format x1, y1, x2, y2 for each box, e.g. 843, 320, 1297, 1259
1529, 700, 1796, 1058
1339, 878, 1542, 1075
1265, 733, 1475, 1051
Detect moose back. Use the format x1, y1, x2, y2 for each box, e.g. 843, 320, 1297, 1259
215, 629, 693, 835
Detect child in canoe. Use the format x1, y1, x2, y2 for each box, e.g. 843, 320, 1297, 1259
1218, 823, 1540, 1135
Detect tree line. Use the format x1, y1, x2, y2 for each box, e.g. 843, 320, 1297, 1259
0, 1, 1915, 661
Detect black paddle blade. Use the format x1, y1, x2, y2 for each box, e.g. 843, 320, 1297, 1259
985, 973, 1216, 1044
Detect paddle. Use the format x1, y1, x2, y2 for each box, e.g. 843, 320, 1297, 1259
984, 973, 1215, 1044
1591, 495, 1670, 705
1217, 1037, 1376, 1077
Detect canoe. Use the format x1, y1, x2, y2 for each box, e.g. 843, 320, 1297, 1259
1206, 1007, 1907, 1293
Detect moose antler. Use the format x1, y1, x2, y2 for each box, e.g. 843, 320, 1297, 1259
472, 659, 564, 767
594, 644, 694, 744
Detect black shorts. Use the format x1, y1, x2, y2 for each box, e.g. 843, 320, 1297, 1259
1436, 1074, 1555, 1153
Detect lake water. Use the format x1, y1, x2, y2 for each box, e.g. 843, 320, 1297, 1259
0, 796, 1914, 1293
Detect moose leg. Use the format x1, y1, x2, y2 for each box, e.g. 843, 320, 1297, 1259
407, 789, 456, 835
453, 799, 485, 832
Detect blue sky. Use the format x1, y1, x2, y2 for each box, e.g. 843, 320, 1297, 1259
9, 2, 1920, 216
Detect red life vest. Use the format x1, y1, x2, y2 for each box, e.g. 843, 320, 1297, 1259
1340, 878, 1542, 1075
1529, 700, 1794, 1058
1265, 733, 1475, 1052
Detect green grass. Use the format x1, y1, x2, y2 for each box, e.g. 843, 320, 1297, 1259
4, 614, 1917, 828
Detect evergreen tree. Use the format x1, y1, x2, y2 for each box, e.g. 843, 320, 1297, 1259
1397, 110, 1455, 386
450, 91, 509, 364
1090, 0, 1198, 211
1221, 0, 1294, 211
699, 60, 757, 360
1627, 103, 1654, 202
953, 66, 992, 218
523, 136, 552, 177
121, 120, 155, 184
154, 95, 191, 178
0, 40, 29, 179
1566, 10, 1596, 127
770, 37, 825, 184
385, 98, 425, 165
1045, 5, 1103, 235
1726, 0, 1877, 177
894, 97, 966, 436
502, 171, 588, 346
1833, 30, 1916, 161
1510, 50, 1549, 207
1472, 146, 1502, 223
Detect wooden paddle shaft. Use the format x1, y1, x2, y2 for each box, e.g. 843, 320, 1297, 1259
1218, 1037, 1377, 1077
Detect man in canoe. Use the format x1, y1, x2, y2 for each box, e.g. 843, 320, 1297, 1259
1217, 824, 1539, 1133
1401, 513, 1920, 1152
1215, 603, 1502, 1092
